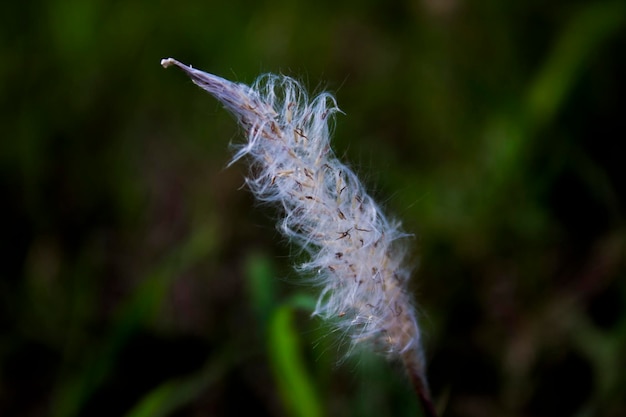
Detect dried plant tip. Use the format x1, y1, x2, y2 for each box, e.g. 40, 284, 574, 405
160, 57, 177, 68
162, 58, 437, 417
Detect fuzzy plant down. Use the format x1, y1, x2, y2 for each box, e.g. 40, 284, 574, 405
162, 58, 436, 416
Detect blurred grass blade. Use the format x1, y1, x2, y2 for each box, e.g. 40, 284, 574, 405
482, 1, 625, 196
51, 220, 217, 417
51, 263, 174, 417
285, 293, 317, 313
526, 1, 626, 127
124, 353, 229, 417
268, 305, 323, 417
245, 252, 278, 331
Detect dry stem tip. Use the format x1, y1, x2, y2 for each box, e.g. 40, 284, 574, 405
161, 58, 182, 69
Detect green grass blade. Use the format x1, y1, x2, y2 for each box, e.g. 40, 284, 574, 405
268, 305, 323, 417
526, 1, 626, 127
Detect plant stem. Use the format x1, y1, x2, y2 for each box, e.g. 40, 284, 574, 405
403, 353, 438, 417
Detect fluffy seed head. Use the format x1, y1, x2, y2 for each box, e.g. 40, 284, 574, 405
162, 58, 426, 375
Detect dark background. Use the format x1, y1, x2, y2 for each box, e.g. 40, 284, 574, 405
1, 1, 625, 416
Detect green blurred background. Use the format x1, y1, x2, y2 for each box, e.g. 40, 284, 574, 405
1, 1, 625, 416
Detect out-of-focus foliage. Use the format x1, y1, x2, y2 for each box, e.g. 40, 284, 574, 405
1, 1, 625, 416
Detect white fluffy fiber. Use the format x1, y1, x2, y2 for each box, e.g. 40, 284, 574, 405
162, 58, 424, 366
